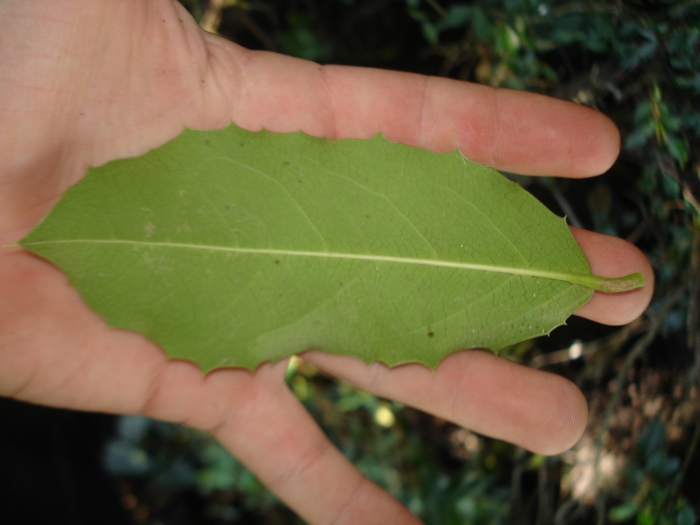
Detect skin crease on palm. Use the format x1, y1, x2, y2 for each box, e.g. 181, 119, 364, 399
0, 1, 654, 524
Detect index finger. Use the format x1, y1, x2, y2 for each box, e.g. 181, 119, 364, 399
218, 44, 620, 177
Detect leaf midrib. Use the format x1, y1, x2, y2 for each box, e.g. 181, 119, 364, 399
22, 238, 594, 285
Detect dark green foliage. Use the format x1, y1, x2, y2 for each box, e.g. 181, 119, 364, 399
105, 414, 296, 524
607, 421, 697, 525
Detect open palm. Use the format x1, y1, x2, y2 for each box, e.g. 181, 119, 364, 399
0, 1, 653, 523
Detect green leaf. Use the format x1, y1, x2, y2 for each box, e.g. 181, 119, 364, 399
19, 126, 643, 371
677, 502, 697, 525
608, 502, 638, 522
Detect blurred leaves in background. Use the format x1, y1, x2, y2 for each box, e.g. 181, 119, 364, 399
107, 0, 700, 523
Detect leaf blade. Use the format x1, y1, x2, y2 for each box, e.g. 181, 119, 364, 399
20, 125, 638, 370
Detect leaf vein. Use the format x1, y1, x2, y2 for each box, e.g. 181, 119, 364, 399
22, 238, 595, 286
437, 184, 529, 266
213, 156, 329, 250
295, 153, 438, 257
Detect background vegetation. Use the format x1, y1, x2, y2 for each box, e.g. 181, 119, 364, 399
104, 1, 700, 523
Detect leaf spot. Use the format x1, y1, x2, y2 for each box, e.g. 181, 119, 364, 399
144, 222, 156, 238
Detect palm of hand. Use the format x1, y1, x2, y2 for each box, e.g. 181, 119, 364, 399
0, 1, 653, 523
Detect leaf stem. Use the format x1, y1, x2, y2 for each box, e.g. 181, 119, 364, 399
566, 272, 645, 293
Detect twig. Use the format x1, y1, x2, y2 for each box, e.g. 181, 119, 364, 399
675, 418, 700, 494
536, 459, 554, 525
531, 320, 645, 369
592, 283, 688, 487
552, 186, 584, 229
485, 2, 622, 26
554, 498, 584, 525
237, 10, 276, 50
687, 228, 700, 383
425, 0, 447, 18
510, 450, 528, 524
626, 215, 651, 245
201, 0, 227, 33
594, 494, 606, 525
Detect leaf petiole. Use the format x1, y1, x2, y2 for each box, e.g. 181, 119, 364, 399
568, 272, 645, 293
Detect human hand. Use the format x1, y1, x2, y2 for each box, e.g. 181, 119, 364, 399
0, 1, 653, 523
